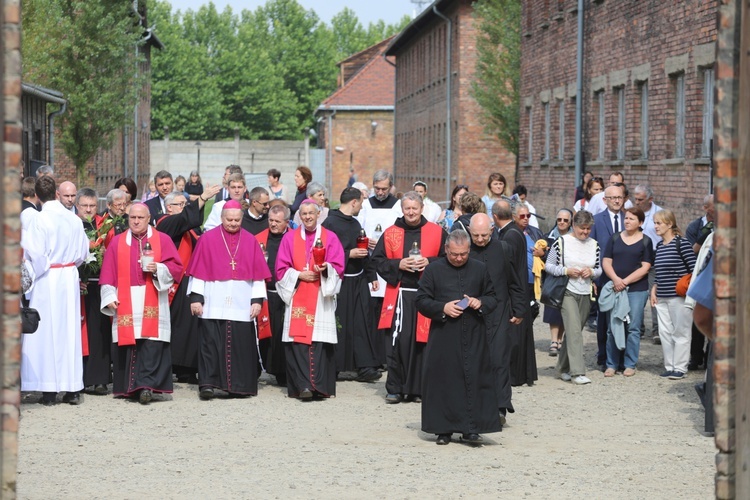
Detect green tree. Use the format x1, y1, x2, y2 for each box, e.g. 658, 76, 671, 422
22, 0, 145, 182
471, 0, 521, 157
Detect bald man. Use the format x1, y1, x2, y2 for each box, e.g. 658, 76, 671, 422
57, 181, 77, 212
468, 213, 526, 426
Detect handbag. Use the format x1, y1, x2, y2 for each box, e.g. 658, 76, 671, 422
674, 236, 692, 297
540, 237, 569, 309
22, 307, 40, 333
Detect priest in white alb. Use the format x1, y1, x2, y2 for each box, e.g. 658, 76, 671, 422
276, 199, 345, 400
99, 203, 183, 404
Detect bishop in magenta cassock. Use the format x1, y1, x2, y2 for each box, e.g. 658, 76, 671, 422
276, 199, 345, 400
100, 203, 183, 405
185, 200, 271, 400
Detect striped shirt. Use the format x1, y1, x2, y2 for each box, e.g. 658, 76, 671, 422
653, 236, 696, 297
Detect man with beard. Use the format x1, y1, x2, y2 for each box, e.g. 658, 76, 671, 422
467, 213, 526, 426
357, 170, 403, 366
155, 187, 220, 383
276, 199, 346, 400
241, 186, 271, 235
99, 203, 183, 404
186, 200, 271, 400
372, 191, 446, 404
416, 229, 499, 445
76, 188, 111, 395
322, 187, 381, 382
255, 204, 291, 386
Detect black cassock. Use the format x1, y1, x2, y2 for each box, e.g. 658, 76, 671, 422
241, 211, 268, 236
259, 230, 287, 381
416, 257, 500, 435
497, 222, 537, 386
155, 201, 202, 376
469, 237, 527, 414
322, 209, 379, 372
372, 216, 447, 397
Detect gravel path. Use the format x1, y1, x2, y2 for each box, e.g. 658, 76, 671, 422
17, 315, 715, 499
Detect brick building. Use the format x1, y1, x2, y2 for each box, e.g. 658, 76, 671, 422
51, 4, 163, 199
316, 37, 396, 199
519, 0, 716, 227
386, 0, 515, 205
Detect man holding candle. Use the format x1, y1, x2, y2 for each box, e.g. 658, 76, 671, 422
276, 199, 346, 400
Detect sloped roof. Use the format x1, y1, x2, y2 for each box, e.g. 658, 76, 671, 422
318, 37, 396, 110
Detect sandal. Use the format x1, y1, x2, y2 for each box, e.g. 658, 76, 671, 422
549, 341, 559, 356
604, 368, 616, 377
623, 368, 636, 377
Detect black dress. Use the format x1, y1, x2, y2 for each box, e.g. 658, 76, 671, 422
416, 257, 500, 435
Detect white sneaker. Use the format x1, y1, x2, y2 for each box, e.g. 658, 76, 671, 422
560, 373, 572, 382
573, 375, 592, 385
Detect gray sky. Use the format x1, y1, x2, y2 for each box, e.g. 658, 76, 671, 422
171, 0, 427, 26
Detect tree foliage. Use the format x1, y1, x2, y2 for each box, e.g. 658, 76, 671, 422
149, 0, 411, 141
22, 0, 144, 182
471, 0, 521, 157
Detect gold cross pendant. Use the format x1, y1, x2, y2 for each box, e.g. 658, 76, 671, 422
230, 259, 237, 270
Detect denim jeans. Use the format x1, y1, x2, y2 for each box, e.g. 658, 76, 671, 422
606, 290, 649, 370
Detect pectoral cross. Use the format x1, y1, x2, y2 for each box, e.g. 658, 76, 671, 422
230, 259, 237, 270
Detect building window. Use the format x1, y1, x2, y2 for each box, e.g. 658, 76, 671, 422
616, 87, 625, 160
674, 73, 685, 158
702, 67, 714, 157
527, 107, 533, 163
558, 99, 565, 160
596, 91, 605, 160
544, 101, 550, 161
639, 81, 649, 159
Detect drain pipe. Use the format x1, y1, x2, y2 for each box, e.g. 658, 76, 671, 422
433, 5, 452, 204
48, 100, 67, 168
327, 110, 337, 192
573, 0, 584, 188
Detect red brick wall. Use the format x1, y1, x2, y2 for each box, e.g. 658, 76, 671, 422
392, 0, 515, 204
520, 0, 717, 229
320, 109, 394, 200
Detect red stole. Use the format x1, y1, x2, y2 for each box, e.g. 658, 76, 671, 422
116, 232, 162, 346
254, 229, 272, 340
289, 227, 328, 345
378, 223, 443, 343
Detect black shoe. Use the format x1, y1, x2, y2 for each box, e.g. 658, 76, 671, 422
275, 374, 287, 387
461, 433, 483, 444
299, 388, 313, 400
436, 434, 451, 445
385, 393, 402, 404
405, 394, 422, 403
62, 391, 83, 405
139, 389, 152, 405
499, 409, 507, 427
94, 384, 108, 395
199, 387, 215, 400
356, 368, 382, 383
40, 392, 57, 406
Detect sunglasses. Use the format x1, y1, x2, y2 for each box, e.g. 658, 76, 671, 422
557, 218, 570, 223
517, 214, 531, 219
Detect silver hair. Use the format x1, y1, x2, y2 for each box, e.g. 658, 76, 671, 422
704, 194, 714, 205
306, 181, 326, 198
299, 199, 321, 213
76, 188, 98, 204
372, 169, 393, 186
573, 209, 595, 227
446, 229, 470, 247
164, 191, 186, 205
106, 188, 127, 204
269, 204, 290, 220
401, 190, 424, 207
634, 184, 654, 199
512, 200, 529, 216
35, 165, 54, 177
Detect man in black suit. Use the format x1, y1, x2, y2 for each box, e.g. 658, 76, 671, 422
590, 184, 625, 369
144, 170, 173, 225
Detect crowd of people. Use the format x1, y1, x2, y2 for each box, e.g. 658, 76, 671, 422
18, 164, 714, 443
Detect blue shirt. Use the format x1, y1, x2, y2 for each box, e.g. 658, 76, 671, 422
687, 257, 713, 311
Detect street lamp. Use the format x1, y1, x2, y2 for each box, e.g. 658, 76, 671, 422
195, 141, 202, 174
